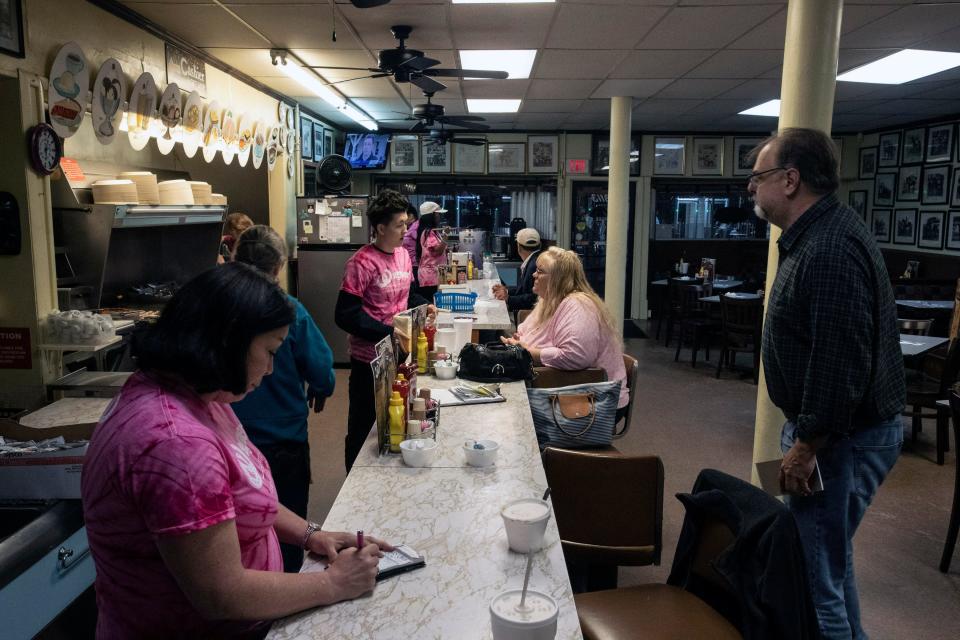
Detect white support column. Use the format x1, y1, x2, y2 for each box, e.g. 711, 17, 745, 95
752, 0, 843, 480
605, 96, 632, 335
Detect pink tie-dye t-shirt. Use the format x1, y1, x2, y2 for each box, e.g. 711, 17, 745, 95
340, 243, 413, 362
81, 371, 282, 639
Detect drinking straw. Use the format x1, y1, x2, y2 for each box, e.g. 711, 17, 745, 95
519, 552, 534, 610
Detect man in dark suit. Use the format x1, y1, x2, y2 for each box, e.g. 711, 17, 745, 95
492, 228, 541, 312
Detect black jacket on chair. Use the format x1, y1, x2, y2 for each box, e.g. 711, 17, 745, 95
668, 469, 820, 640
506, 249, 541, 312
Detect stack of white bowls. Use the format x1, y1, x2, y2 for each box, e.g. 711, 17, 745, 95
188, 181, 213, 205
92, 179, 139, 204
158, 179, 195, 205
211, 193, 228, 206
119, 171, 160, 205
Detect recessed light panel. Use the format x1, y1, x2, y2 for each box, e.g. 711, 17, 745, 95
838, 49, 960, 85
467, 99, 522, 113
739, 99, 781, 117
459, 50, 537, 80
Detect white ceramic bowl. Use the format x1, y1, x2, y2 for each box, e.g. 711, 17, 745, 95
434, 360, 458, 380
400, 438, 438, 467
463, 439, 499, 467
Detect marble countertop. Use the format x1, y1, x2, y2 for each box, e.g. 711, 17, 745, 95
19, 397, 111, 428
266, 466, 580, 640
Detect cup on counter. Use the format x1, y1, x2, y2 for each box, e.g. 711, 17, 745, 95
501, 498, 551, 553
490, 589, 558, 640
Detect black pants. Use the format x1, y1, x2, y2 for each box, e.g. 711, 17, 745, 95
346, 358, 376, 472
257, 441, 311, 573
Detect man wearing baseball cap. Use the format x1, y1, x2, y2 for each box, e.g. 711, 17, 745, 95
493, 228, 541, 312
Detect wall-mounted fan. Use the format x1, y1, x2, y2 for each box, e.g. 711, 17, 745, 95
316, 154, 352, 195
306, 25, 508, 94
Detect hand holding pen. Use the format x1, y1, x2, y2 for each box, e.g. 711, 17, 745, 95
306, 529, 395, 560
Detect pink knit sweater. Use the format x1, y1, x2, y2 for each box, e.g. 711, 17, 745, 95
518, 294, 630, 408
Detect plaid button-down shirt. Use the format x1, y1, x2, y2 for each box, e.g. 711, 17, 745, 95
762, 194, 905, 441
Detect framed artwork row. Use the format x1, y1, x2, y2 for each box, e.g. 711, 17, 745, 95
870, 208, 960, 250
387, 137, 538, 174
872, 165, 952, 206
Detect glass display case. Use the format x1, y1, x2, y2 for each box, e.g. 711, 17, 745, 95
652, 181, 768, 240
570, 180, 636, 307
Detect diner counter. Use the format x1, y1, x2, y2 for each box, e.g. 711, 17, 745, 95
267, 377, 581, 640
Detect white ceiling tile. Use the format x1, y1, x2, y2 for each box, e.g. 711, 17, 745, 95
833, 82, 882, 100
449, 5, 555, 49
547, 5, 671, 49
340, 7, 452, 49
909, 82, 960, 101
727, 9, 786, 50
632, 99, 702, 116
685, 50, 783, 79
432, 98, 467, 115
338, 77, 404, 98
461, 80, 530, 99
637, 5, 781, 50
228, 5, 354, 50
126, 4, 266, 48
535, 50, 626, 79
578, 99, 619, 114
592, 79, 672, 99
912, 25, 960, 53
857, 99, 959, 116
653, 79, 744, 100
513, 114, 568, 129
714, 78, 780, 101
836, 48, 900, 75
521, 99, 582, 113
684, 99, 761, 116
610, 50, 713, 79
527, 79, 602, 99
842, 4, 960, 49
351, 98, 411, 117
205, 48, 285, 77
833, 99, 876, 114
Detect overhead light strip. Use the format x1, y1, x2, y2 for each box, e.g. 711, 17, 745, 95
467, 99, 522, 113
837, 49, 960, 85
739, 99, 781, 117
459, 50, 536, 80
278, 53, 378, 130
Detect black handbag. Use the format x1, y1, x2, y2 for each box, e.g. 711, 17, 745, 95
457, 342, 535, 382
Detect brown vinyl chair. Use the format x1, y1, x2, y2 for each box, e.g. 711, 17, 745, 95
715, 295, 764, 384
898, 317, 934, 336
516, 308, 532, 326
613, 354, 639, 439
543, 447, 664, 594
672, 283, 718, 367
941, 385, 960, 572
904, 337, 960, 465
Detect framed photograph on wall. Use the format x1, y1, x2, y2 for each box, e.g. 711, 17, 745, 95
872, 209, 892, 243
528, 135, 558, 173
654, 137, 686, 175
901, 128, 925, 164
918, 211, 945, 249
893, 208, 918, 245
592, 135, 640, 176
692, 137, 723, 175
848, 190, 868, 221
313, 127, 324, 162
0, 0, 24, 58
734, 137, 764, 176
488, 142, 525, 173
896, 165, 921, 202
324, 129, 335, 157
947, 211, 960, 250
951, 170, 960, 207
390, 136, 419, 172
453, 141, 486, 174
874, 171, 897, 206
878, 132, 900, 167
922, 164, 950, 205
927, 123, 954, 162
300, 117, 313, 160
421, 138, 451, 173
858, 146, 877, 179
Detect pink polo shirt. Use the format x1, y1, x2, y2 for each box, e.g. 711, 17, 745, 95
81, 371, 281, 639
519, 294, 630, 408
340, 243, 413, 362
417, 229, 447, 287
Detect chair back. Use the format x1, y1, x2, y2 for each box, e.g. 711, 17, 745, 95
529, 366, 606, 389
949, 277, 960, 339
678, 283, 713, 316
936, 338, 960, 394
613, 354, 638, 439
543, 447, 663, 566
720, 295, 763, 334
898, 317, 934, 336
516, 309, 532, 325
668, 277, 704, 308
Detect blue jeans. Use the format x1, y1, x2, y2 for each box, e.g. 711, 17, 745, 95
781, 417, 902, 640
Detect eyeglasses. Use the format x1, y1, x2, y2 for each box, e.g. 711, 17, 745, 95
535, 267, 550, 276
747, 166, 788, 186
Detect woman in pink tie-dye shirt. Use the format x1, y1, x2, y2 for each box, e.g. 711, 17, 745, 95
82, 264, 393, 639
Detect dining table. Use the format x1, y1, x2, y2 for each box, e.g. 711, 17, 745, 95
896, 299, 956, 311
702, 292, 764, 304
900, 334, 949, 357
266, 375, 581, 640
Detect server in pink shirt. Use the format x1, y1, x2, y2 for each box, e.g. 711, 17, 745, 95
416, 204, 448, 300
502, 247, 630, 415
400, 202, 420, 283
335, 190, 434, 470
82, 264, 392, 639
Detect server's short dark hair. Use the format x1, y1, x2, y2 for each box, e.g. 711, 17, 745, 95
367, 189, 410, 230
752, 128, 839, 195
132, 263, 295, 395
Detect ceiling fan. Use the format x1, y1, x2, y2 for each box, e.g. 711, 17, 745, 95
306, 25, 509, 94
384, 92, 489, 131
426, 128, 487, 147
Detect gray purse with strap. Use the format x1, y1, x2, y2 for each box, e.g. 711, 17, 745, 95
527, 380, 621, 449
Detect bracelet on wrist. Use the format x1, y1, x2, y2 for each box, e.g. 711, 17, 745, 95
302, 521, 321, 550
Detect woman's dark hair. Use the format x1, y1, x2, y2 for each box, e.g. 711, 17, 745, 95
750, 128, 839, 195
406, 202, 418, 222
367, 189, 410, 232
234, 225, 287, 276
416, 212, 439, 263
132, 263, 295, 395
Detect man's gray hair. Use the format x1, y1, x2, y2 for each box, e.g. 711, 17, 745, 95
748, 128, 840, 196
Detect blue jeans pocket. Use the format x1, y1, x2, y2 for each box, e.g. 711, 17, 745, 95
852, 440, 901, 502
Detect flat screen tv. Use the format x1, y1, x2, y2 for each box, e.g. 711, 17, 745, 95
344, 133, 390, 170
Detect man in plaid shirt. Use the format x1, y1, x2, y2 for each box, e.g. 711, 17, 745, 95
749, 128, 905, 640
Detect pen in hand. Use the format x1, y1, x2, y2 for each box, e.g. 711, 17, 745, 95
357, 530, 364, 549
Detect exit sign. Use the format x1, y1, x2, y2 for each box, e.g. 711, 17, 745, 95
567, 159, 588, 175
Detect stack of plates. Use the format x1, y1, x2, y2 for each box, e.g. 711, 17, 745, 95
92, 179, 139, 204
158, 179, 195, 205
118, 171, 160, 205
211, 193, 228, 206
188, 181, 213, 205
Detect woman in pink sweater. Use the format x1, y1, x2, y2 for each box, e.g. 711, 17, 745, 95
501, 247, 629, 411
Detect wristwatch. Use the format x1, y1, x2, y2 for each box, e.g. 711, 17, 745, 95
302, 521, 322, 550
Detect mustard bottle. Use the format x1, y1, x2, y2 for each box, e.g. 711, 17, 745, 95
467, 256, 475, 279
389, 391, 405, 453
417, 333, 429, 374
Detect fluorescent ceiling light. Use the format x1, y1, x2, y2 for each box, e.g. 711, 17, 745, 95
838, 49, 960, 84
739, 99, 781, 117
453, 0, 554, 3
467, 99, 522, 113
277, 54, 377, 130
459, 50, 536, 80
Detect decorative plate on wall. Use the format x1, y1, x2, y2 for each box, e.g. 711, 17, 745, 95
236, 113, 252, 167
202, 100, 222, 163
251, 121, 266, 169
126, 72, 157, 151
48, 42, 90, 138
181, 91, 203, 158
91, 58, 126, 145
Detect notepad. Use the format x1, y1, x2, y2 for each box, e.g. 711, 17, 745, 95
431, 387, 506, 407
377, 544, 426, 581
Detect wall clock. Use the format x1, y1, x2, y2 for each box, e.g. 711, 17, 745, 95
28, 123, 63, 176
